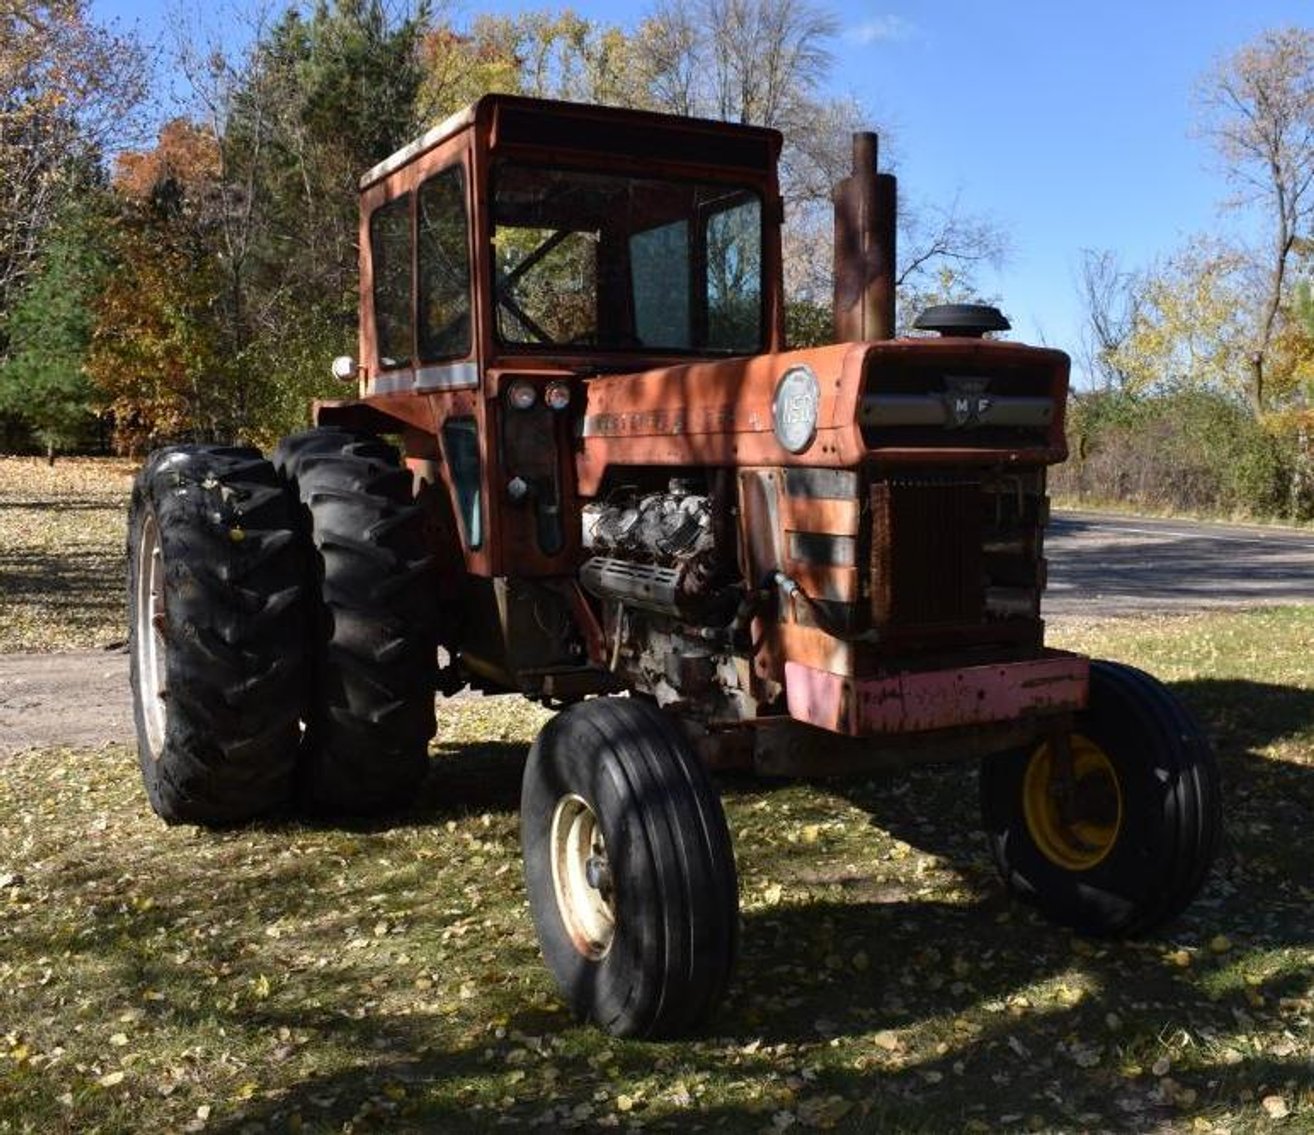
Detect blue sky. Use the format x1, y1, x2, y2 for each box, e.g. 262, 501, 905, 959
95, 0, 1312, 381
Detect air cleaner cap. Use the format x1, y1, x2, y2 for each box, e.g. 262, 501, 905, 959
913, 304, 1010, 338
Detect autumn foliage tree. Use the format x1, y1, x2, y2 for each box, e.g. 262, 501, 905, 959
0, 0, 145, 349
87, 121, 235, 451
1064, 26, 1314, 518
1198, 27, 1314, 414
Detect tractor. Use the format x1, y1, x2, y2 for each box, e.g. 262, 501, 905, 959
127, 94, 1221, 1038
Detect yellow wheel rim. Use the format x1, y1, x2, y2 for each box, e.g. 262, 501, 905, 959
1021, 734, 1123, 871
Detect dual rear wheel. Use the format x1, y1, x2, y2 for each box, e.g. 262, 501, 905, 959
127, 430, 437, 824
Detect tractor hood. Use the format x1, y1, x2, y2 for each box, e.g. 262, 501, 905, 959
575, 337, 1070, 496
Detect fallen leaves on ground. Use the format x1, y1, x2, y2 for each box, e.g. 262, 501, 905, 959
2, 460, 1313, 1131
0, 456, 136, 652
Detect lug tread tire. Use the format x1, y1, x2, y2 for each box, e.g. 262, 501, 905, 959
274, 427, 437, 816
127, 445, 306, 825
521, 698, 738, 1039
981, 659, 1222, 937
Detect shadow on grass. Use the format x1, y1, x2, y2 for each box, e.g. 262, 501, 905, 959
0, 497, 123, 512
0, 547, 126, 610
416, 739, 529, 816
811, 678, 1314, 979
293, 741, 530, 836
212, 677, 1310, 1131
197, 887, 1314, 1133
11, 672, 1312, 1134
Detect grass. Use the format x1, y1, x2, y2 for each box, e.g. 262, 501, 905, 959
1, 458, 1312, 1132
0, 456, 135, 652
1049, 493, 1314, 532
2, 610, 1312, 1133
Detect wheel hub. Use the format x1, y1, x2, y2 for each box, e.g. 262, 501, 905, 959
1022, 734, 1123, 871
549, 794, 615, 959
133, 511, 168, 759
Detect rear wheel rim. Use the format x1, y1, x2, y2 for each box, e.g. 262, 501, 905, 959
1022, 734, 1123, 871
134, 511, 167, 758
550, 794, 615, 959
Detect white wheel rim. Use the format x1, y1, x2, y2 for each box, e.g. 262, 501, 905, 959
549, 794, 615, 959
134, 511, 167, 758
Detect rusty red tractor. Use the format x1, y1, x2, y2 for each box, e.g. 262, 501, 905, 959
128, 95, 1221, 1038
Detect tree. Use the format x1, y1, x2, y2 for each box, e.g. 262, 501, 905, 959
0, 193, 112, 459
631, 0, 847, 206
0, 0, 146, 349
100, 0, 433, 451
895, 195, 1008, 333
87, 143, 234, 453
1198, 27, 1314, 413
202, 0, 428, 326
1106, 238, 1252, 398
1077, 249, 1147, 390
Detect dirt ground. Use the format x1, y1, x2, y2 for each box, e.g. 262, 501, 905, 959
0, 648, 133, 757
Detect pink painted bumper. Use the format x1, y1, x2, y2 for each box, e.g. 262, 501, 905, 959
784, 651, 1089, 736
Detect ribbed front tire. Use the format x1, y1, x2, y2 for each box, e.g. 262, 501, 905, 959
521, 698, 739, 1038
981, 660, 1222, 937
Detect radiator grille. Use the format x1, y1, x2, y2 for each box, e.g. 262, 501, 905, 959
870, 479, 984, 627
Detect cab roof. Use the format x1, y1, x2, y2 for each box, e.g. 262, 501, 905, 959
359, 93, 784, 191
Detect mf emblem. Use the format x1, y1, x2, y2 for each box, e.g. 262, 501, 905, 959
772, 365, 820, 453
943, 376, 993, 429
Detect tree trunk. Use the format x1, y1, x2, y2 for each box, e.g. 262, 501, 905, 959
1247, 352, 1265, 417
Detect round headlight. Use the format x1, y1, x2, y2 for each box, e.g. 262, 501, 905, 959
544, 381, 571, 411
330, 355, 357, 382
506, 379, 537, 411
772, 365, 820, 454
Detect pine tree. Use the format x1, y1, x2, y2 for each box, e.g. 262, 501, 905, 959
0, 195, 112, 462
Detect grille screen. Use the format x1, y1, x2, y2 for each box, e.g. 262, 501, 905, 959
870, 479, 984, 626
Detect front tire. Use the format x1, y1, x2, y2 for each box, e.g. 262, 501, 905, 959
521, 698, 739, 1038
127, 446, 306, 825
981, 660, 1222, 936
274, 427, 437, 816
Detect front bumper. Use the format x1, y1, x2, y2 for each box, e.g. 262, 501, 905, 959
784, 651, 1089, 736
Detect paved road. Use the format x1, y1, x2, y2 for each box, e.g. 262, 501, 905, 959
1044, 510, 1314, 617
2, 511, 1312, 754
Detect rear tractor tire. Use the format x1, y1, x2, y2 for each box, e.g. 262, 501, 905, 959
520, 697, 739, 1038
980, 660, 1222, 937
127, 446, 306, 825
274, 427, 438, 816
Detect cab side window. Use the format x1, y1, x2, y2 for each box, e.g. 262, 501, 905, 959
418, 166, 471, 359
370, 194, 413, 369
706, 196, 762, 350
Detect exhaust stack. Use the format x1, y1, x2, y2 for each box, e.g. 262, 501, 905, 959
833, 131, 897, 342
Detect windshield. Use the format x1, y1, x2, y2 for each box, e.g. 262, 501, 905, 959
491, 162, 764, 355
